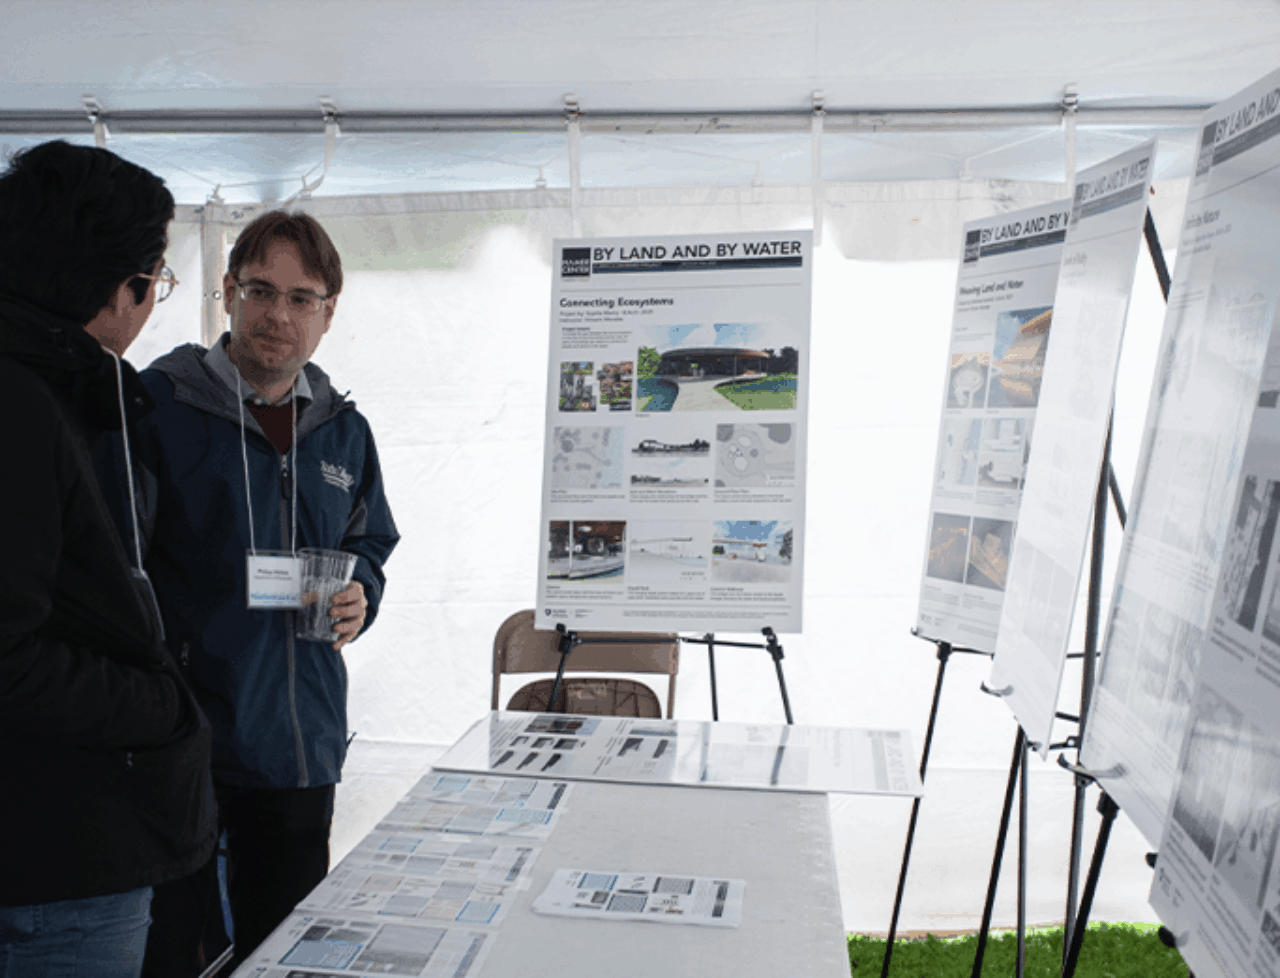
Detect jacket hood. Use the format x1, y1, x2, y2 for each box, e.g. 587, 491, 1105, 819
0, 293, 152, 433
146, 341, 352, 442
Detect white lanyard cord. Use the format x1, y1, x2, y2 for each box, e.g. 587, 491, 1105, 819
108, 350, 145, 570
236, 373, 257, 554
236, 373, 298, 555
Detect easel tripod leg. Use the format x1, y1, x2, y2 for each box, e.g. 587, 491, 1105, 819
1017, 740, 1028, 978
970, 727, 1026, 978
881, 643, 952, 978
1062, 792, 1121, 978
705, 633, 719, 721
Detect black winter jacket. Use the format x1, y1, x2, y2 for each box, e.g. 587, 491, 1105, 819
0, 297, 216, 906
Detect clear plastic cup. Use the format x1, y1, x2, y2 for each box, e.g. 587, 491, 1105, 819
296, 548, 358, 644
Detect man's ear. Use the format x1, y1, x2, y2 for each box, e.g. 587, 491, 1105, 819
222, 272, 236, 315
322, 296, 338, 334
109, 276, 139, 314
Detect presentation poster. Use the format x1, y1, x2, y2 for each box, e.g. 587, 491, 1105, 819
1145, 69, 1280, 978
987, 141, 1157, 756
535, 232, 812, 633
916, 199, 1070, 649
1080, 88, 1279, 851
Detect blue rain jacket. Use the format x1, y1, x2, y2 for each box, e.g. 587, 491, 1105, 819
96, 343, 399, 789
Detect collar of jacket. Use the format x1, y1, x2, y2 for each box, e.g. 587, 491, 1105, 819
146, 342, 353, 444
0, 294, 153, 433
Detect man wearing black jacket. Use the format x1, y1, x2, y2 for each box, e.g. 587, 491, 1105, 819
0, 141, 216, 977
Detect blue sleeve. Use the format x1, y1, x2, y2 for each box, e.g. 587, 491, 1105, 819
342, 419, 400, 635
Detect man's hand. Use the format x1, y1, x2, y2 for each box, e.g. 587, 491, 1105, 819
328, 581, 367, 651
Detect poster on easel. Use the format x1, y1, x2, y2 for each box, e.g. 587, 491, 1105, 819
1079, 88, 1280, 852
987, 140, 1157, 757
1135, 67, 1280, 978
916, 199, 1071, 649
535, 232, 812, 633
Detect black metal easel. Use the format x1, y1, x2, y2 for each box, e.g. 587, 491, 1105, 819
890, 208, 1172, 978
1055, 207, 1173, 978
880, 638, 991, 977
548, 623, 796, 725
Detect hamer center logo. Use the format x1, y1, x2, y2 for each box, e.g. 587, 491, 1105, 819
561, 247, 591, 278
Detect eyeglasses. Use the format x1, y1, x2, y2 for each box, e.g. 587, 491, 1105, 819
135, 265, 179, 303
236, 281, 329, 316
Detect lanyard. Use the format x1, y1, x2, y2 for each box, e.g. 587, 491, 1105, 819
107, 350, 144, 570
237, 372, 298, 555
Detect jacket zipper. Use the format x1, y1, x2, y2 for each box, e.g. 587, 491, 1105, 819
281, 451, 309, 789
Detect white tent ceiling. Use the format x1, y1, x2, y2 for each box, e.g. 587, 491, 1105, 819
4, 0, 1280, 202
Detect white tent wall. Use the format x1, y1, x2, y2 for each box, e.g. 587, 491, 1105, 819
131, 176, 1180, 932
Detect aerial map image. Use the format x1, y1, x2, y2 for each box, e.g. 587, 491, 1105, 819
551, 426, 625, 491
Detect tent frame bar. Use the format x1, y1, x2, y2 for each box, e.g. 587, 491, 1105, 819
0, 105, 1210, 137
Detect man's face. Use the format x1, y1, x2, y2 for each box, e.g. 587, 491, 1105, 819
223, 240, 335, 382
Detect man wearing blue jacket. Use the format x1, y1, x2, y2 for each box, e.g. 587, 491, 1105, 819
98, 211, 399, 975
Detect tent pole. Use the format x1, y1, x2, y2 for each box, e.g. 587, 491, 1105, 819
200, 203, 227, 348
1062, 84, 1079, 190
811, 90, 825, 246
566, 93, 582, 237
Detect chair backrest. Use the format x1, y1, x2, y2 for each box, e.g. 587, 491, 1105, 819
492, 609, 680, 717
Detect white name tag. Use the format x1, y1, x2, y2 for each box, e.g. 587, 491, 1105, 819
246, 552, 303, 609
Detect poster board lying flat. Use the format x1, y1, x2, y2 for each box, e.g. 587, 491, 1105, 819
536, 232, 811, 634
916, 198, 1070, 650
1144, 66, 1280, 978
987, 141, 1157, 757
432, 712, 922, 798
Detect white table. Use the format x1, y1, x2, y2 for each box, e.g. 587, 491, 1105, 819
478, 778, 848, 978
233, 730, 851, 978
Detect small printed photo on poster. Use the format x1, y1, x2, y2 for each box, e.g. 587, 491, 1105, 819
986, 306, 1053, 408
630, 456, 708, 489
636, 323, 799, 412
1003, 537, 1034, 620
628, 521, 709, 584
1129, 603, 1179, 733
925, 513, 970, 583
935, 418, 981, 488
547, 520, 570, 579
1211, 722, 1280, 919
977, 418, 1033, 491
598, 361, 633, 411
1220, 475, 1280, 632
710, 520, 793, 584
551, 427, 624, 490
966, 518, 1013, 591
630, 425, 711, 489
559, 361, 596, 412
1025, 547, 1072, 661
546, 520, 627, 583
1171, 683, 1244, 864
1261, 545, 1280, 649
946, 350, 990, 409
1097, 586, 1145, 700
716, 423, 796, 488
1161, 617, 1204, 743
1158, 431, 1215, 556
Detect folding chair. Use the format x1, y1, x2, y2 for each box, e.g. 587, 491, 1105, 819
491, 610, 679, 718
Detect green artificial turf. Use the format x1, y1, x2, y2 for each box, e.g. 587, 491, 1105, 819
847, 923, 1187, 977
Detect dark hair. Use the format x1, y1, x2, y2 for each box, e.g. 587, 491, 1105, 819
0, 140, 174, 323
228, 210, 343, 299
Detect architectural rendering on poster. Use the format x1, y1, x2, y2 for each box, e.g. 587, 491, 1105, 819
916, 199, 1069, 650
537, 232, 810, 632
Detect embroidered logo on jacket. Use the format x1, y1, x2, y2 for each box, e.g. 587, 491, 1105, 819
321, 461, 355, 493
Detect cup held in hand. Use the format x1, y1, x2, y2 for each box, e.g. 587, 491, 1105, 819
296, 548, 358, 643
